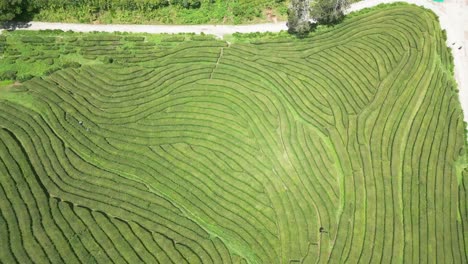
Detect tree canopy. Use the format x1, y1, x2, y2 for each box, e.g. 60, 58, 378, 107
0, 0, 28, 22
287, 0, 312, 36
287, 0, 350, 35
310, 0, 349, 24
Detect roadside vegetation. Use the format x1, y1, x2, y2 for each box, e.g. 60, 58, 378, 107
0, 0, 288, 24
0, 30, 216, 83
288, 0, 351, 36
0, 2, 410, 84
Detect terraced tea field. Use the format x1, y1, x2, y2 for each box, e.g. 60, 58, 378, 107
0, 4, 467, 264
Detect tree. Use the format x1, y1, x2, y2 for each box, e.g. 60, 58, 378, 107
310, 0, 349, 25
0, 0, 38, 22
0, 0, 23, 21
287, 0, 312, 36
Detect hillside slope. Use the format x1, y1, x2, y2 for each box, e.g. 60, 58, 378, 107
0, 5, 467, 263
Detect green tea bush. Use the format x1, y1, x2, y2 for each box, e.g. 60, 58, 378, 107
44, 58, 55, 65
17, 74, 34, 82
66, 37, 78, 43
102, 56, 115, 64
134, 42, 156, 46
0, 5, 465, 264
83, 35, 122, 41
21, 36, 45, 43
7, 49, 21, 55
191, 35, 216, 41
0, 70, 17, 81
161, 36, 186, 42
124, 36, 146, 42
62, 61, 82, 68
83, 55, 98, 60
44, 67, 60, 75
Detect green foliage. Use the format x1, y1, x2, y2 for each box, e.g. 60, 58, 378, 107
61, 61, 82, 68
43, 66, 60, 75
2, 0, 287, 24
287, 1, 300, 32
190, 34, 216, 41
0, 70, 17, 80
287, 0, 312, 36
0, 5, 466, 264
21, 36, 48, 43
161, 35, 186, 42
124, 36, 146, 42
0, 30, 221, 82
310, 0, 349, 24
16, 73, 34, 82
44, 58, 54, 65
102, 56, 114, 63
0, 0, 27, 21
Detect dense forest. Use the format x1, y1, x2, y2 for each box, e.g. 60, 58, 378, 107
0, 0, 287, 24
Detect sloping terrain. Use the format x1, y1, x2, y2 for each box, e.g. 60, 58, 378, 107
0, 5, 467, 264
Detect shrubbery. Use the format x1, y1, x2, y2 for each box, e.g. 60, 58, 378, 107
44, 67, 60, 75
17, 74, 34, 82
1, 0, 287, 24
161, 36, 186, 42
83, 35, 122, 41
0, 70, 18, 81
21, 36, 45, 43
102, 56, 115, 64
44, 58, 55, 65
124, 36, 146, 42
62, 61, 82, 68
190, 35, 216, 41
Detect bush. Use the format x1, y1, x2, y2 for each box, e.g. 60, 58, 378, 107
17, 74, 34, 82
43, 37, 57, 43
103, 56, 114, 64
83, 35, 122, 41
161, 36, 186, 42
441, 29, 447, 41
191, 35, 216, 41
0, 70, 17, 81
134, 42, 155, 46
62, 61, 82, 68
21, 36, 45, 43
7, 49, 21, 55
44, 58, 55, 65
83, 55, 98, 60
40, 29, 64, 34
124, 36, 146, 41
66, 37, 78, 43
44, 67, 60, 76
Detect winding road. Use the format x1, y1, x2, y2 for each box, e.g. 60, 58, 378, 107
2, 0, 467, 122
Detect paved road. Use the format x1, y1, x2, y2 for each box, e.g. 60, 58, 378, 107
2, 0, 467, 122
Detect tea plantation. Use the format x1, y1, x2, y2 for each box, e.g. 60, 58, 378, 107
0, 4, 467, 264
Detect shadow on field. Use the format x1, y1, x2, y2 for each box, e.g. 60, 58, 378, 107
1, 21, 32, 31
